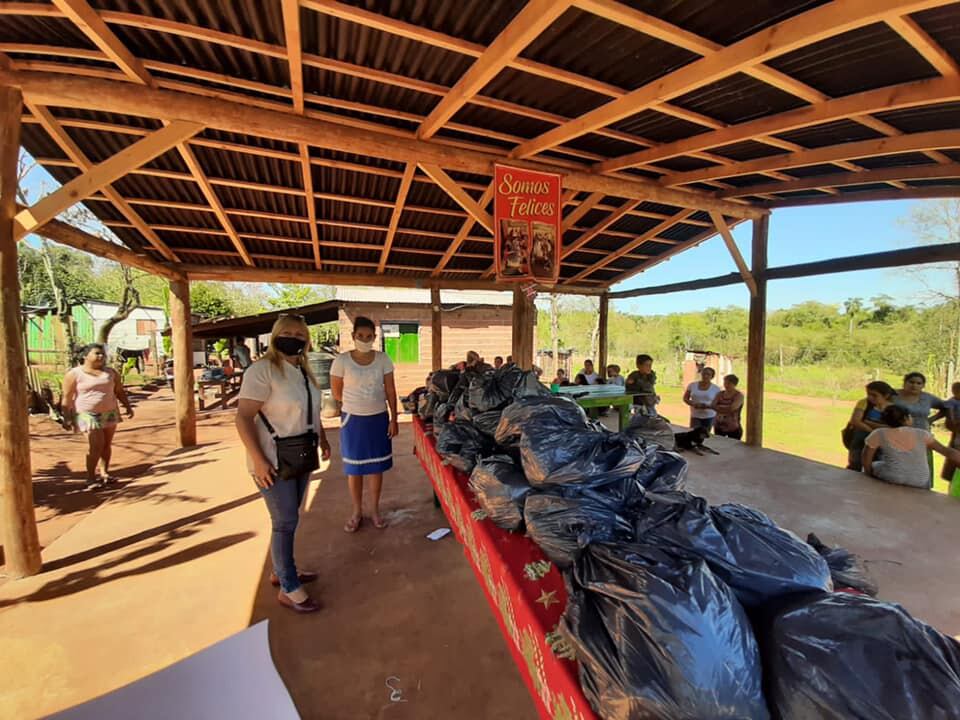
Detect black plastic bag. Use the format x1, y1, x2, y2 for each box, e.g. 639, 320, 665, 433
466, 371, 513, 413
523, 493, 634, 568
472, 409, 503, 438
759, 592, 960, 720
418, 392, 437, 420
520, 429, 648, 488
624, 414, 676, 451
634, 449, 688, 493
432, 401, 452, 428
495, 396, 589, 447
634, 495, 832, 607
435, 421, 494, 474
428, 370, 461, 400
469, 455, 532, 531
562, 542, 769, 720
495, 365, 550, 401
806, 532, 879, 596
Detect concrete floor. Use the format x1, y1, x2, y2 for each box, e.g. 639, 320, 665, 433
1, 412, 957, 719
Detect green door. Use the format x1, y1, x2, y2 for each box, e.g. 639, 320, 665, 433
382, 323, 419, 364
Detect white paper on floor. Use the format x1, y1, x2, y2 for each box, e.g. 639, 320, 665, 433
426, 528, 451, 541
46, 621, 299, 720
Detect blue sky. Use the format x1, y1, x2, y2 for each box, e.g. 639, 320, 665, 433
20, 152, 952, 314
612, 200, 954, 315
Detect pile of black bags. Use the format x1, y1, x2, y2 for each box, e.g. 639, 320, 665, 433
422, 366, 960, 719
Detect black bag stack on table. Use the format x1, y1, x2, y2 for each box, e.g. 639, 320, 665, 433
420, 366, 960, 719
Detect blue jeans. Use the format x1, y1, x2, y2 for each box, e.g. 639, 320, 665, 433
259, 474, 309, 593
690, 416, 715, 433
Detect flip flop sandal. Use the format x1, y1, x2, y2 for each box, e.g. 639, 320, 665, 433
343, 515, 362, 533
371, 516, 389, 530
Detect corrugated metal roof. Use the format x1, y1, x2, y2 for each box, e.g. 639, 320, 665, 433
7, 0, 960, 292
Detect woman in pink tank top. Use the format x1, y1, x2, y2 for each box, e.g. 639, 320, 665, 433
62, 344, 134, 488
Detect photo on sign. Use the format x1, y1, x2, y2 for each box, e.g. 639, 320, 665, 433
499, 219, 530, 277
530, 221, 557, 281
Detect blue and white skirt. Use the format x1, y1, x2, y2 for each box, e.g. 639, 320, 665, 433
340, 412, 393, 475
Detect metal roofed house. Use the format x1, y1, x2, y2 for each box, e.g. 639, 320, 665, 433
4, 0, 960, 578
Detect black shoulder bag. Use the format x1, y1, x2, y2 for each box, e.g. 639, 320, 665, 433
259, 365, 320, 480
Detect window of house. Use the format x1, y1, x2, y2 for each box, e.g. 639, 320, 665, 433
136, 319, 157, 336
381, 323, 419, 364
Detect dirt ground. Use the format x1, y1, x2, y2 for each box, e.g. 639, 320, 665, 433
4, 386, 239, 571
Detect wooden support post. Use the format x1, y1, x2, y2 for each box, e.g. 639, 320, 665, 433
0, 85, 42, 577
430, 285, 442, 371
598, 292, 609, 380
746, 214, 769, 447
511, 286, 535, 371
169, 277, 196, 447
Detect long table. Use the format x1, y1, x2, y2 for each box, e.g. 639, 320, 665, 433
413, 416, 596, 720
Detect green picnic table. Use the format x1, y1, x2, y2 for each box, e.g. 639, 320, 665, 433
566, 392, 633, 431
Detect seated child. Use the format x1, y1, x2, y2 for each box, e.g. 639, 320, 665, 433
625, 354, 659, 413
606, 364, 625, 387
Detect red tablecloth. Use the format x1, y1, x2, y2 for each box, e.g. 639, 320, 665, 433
413, 416, 597, 720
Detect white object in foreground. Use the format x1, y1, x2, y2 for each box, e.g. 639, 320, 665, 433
47, 621, 300, 720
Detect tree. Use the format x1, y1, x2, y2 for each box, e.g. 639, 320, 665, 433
97, 264, 141, 344
842, 297, 864, 336
267, 283, 334, 309
190, 282, 236, 319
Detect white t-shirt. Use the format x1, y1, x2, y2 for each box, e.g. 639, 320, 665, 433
687, 381, 722, 419
608, 375, 625, 387
239, 358, 321, 470
581, 371, 600, 385
330, 351, 394, 416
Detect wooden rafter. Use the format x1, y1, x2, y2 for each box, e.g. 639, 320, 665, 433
562, 200, 642, 260
719, 163, 960, 197
766, 186, 960, 208
378, 163, 416, 273
608, 219, 750, 287
418, 0, 571, 139
661, 129, 960, 187
510, 0, 951, 158
887, 14, 960, 76
22, 103, 180, 262
281, 0, 322, 270
175, 143, 254, 266
417, 163, 495, 233
709, 211, 757, 296
50, 0, 152, 86
598, 75, 960, 173
561, 192, 605, 232
434, 182, 495, 277
566, 209, 697, 283
14, 119, 201, 240
3, 71, 764, 218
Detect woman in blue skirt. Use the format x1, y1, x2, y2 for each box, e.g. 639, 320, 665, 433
331, 316, 399, 532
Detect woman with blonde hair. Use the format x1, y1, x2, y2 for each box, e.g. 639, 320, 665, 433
237, 315, 331, 614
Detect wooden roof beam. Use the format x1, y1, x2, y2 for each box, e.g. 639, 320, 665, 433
418, 0, 570, 139
562, 200, 642, 259
22, 103, 181, 262
50, 0, 152, 86
175, 143, 254, 266
14, 119, 201, 240
887, 14, 960, 76
719, 163, 960, 197
709, 210, 757, 296
561, 192, 605, 232
565, 209, 697, 283
417, 163, 494, 233
4, 70, 764, 218
377, 163, 416, 273
661, 129, 960, 186
433, 182, 495, 278
512, 0, 953, 158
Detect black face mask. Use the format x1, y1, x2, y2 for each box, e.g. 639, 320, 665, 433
274, 336, 307, 356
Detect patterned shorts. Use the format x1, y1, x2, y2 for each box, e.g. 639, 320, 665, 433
75, 409, 121, 433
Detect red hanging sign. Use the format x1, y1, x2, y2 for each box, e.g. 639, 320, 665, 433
493, 164, 562, 284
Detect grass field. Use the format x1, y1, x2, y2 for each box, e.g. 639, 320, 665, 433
657, 385, 954, 495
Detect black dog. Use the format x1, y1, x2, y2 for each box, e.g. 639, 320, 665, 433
674, 426, 720, 456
